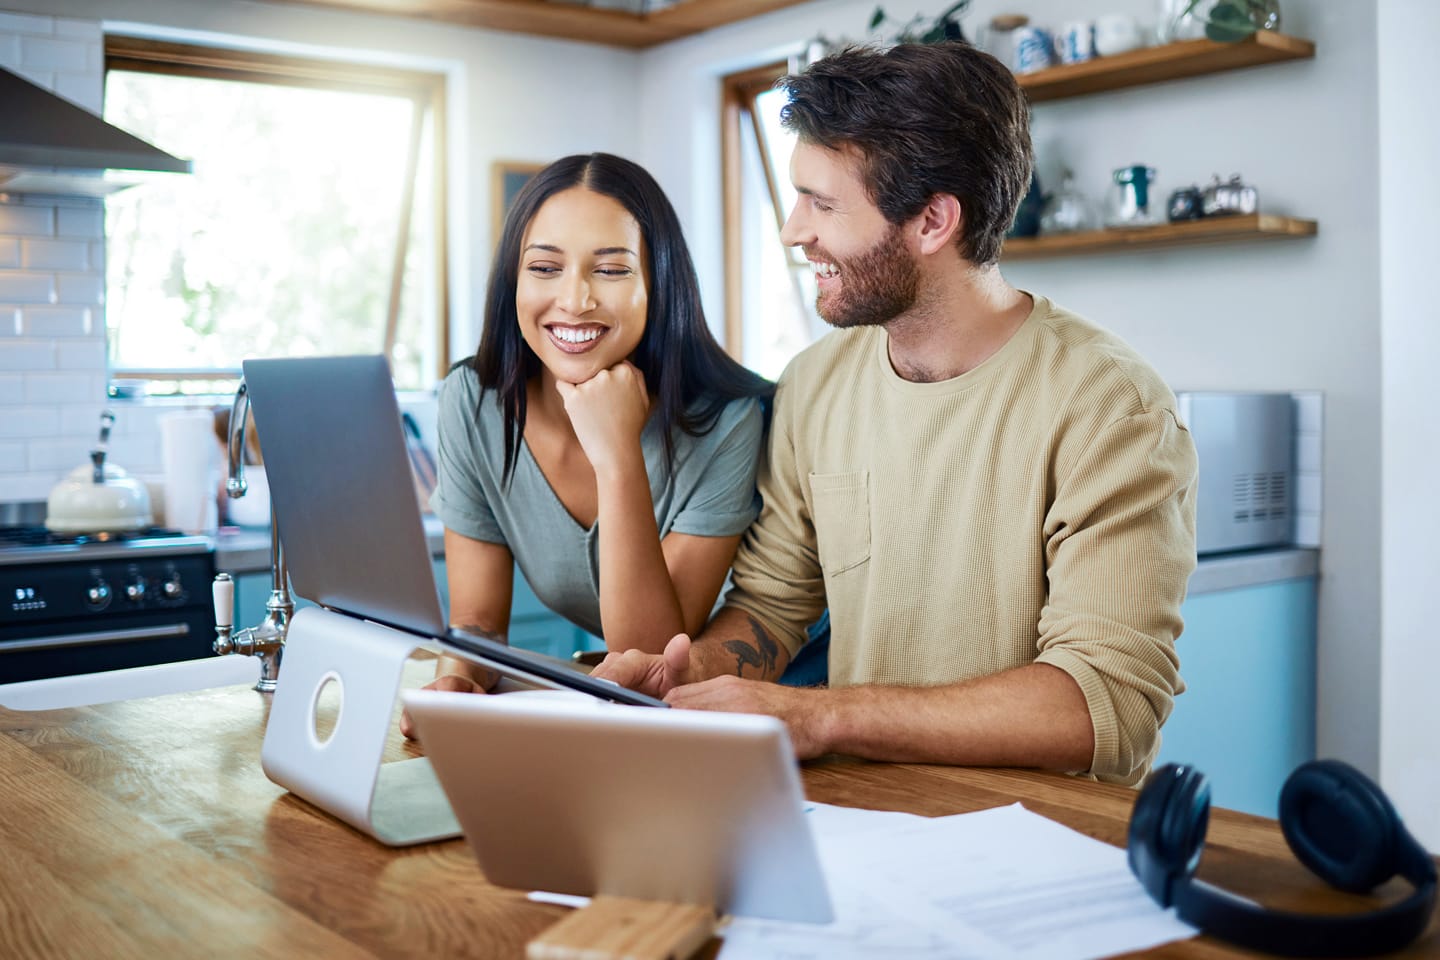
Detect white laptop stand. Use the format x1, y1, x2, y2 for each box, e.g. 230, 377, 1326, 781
260, 606, 461, 846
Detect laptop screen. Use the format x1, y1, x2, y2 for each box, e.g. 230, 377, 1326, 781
242, 355, 447, 638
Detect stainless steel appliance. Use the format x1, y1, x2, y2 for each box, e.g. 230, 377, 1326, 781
1177, 392, 1295, 555
0, 524, 216, 683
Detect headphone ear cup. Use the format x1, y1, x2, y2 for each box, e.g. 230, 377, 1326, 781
1279, 759, 1400, 894
1161, 766, 1211, 866
1129, 764, 1210, 906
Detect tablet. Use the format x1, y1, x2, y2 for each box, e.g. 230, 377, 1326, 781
403, 690, 833, 923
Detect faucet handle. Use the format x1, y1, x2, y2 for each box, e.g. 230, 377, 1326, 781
212, 572, 234, 630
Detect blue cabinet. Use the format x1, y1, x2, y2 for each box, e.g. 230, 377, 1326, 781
1157, 576, 1317, 817
433, 559, 601, 660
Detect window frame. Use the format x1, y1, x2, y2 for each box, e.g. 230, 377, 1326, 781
102, 36, 451, 385
720, 60, 788, 359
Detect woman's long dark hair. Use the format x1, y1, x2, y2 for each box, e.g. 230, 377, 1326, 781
473, 152, 772, 483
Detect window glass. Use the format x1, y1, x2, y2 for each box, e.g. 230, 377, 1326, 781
103, 68, 439, 393
732, 82, 822, 378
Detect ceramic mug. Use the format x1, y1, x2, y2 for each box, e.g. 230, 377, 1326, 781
1011, 26, 1053, 73
1094, 14, 1143, 56
1055, 21, 1094, 64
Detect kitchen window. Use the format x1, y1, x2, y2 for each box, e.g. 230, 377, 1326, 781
102, 38, 448, 394
721, 62, 824, 380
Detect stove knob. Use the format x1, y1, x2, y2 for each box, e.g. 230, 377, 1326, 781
162, 576, 184, 600
125, 578, 147, 603
86, 580, 112, 610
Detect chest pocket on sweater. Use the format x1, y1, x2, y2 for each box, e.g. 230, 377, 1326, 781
809, 470, 871, 576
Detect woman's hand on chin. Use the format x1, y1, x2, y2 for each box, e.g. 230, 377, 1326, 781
555, 361, 650, 476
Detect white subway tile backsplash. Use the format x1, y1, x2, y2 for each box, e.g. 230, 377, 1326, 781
56, 339, 105, 369
19, 35, 88, 74
0, 442, 28, 473
1296, 474, 1323, 515
111, 404, 170, 437
0, 375, 22, 405
0, 33, 20, 70
59, 403, 107, 435
23, 372, 96, 404
56, 206, 104, 239
53, 18, 101, 43
0, 272, 56, 304
1297, 431, 1322, 474
0, 474, 59, 500
105, 431, 162, 472
0, 11, 54, 36
1294, 391, 1323, 434
22, 237, 89, 271
23, 305, 90, 338
0, 205, 54, 236
27, 437, 90, 472
53, 71, 100, 114
0, 341, 54, 371
0, 474, 59, 499
0, 406, 61, 439
0, 17, 108, 507
1294, 514, 1321, 549
57, 273, 104, 305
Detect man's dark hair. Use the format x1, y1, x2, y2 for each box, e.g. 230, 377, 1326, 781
779, 41, 1033, 266
472, 152, 772, 483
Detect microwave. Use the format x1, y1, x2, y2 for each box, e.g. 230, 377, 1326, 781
1176, 392, 1294, 555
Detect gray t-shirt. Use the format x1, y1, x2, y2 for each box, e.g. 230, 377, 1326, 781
430, 366, 764, 638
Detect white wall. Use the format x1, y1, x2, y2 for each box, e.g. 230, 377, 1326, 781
637, 0, 1389, 790
0, 0, 640, 496
1378, 0, 1440, 850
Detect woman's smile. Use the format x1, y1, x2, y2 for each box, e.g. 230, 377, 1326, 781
546, 323, 609, 353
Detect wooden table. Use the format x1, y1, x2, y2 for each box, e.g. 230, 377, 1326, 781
1, 665, 1436, 959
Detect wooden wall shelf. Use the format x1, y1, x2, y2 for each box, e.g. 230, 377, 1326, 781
1002, 214, 1317, 261
1019, 31, 1315, 103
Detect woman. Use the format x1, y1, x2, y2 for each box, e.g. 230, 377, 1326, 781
412, 153, 771, 710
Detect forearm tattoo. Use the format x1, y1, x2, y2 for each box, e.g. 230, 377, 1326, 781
721, 615, 780, 678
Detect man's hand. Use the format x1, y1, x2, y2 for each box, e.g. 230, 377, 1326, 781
399, 672, 485, 740
555, 361, 649, 476
666, 676, 829, 759
590, 632, 695, 699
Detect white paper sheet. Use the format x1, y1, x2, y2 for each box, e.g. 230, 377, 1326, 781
719, 802, 1196, 960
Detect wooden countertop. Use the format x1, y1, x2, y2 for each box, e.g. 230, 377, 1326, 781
1, 662, 1436, 958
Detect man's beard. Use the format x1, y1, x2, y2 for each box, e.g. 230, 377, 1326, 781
811, 223, 920, 329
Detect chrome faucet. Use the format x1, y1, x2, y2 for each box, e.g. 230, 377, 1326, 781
211, 379, 290, 692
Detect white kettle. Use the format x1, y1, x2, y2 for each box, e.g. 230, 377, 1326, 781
45, 411, 154, 535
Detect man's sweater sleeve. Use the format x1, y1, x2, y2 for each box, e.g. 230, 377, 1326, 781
1033, 406, 1198, 785
723, 372, 828, 660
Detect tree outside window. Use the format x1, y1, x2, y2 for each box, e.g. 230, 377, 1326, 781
103, 39, 447, 394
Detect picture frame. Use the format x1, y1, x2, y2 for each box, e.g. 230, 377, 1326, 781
491, 161, 546, 239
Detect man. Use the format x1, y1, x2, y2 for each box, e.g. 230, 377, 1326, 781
595, 41, 1197, 786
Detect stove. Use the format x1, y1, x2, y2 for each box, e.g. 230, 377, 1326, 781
1, 525, 218, 684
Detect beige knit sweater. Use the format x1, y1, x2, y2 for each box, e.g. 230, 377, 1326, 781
725, 293, 1198, 785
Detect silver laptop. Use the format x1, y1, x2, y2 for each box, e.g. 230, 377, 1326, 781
403, 688, 834, 923
241, 355, 665, 707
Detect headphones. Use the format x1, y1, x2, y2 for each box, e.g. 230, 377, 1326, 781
1128, 760, 1437, 957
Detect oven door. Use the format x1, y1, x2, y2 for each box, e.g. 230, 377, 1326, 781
0, 607, 217, 684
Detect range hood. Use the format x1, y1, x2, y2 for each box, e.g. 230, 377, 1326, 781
0, 65, 192, 198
